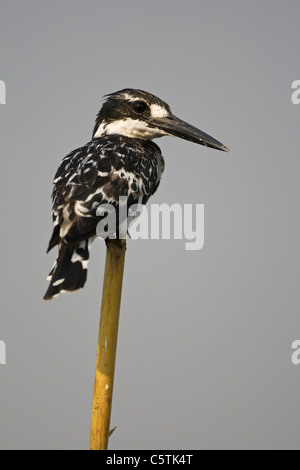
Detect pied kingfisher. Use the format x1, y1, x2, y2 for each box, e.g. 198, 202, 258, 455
44, 89, 228, 300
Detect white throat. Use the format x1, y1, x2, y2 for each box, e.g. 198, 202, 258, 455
93, 118, 167, 140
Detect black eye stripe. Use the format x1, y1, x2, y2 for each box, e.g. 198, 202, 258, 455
132, 100, 148, 113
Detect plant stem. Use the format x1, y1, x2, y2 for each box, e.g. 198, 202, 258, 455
89, 239, 127, 450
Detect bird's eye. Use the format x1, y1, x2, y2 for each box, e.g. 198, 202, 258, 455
132, 100, 147, 113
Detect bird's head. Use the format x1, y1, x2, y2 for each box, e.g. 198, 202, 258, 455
92, 88, 229, 152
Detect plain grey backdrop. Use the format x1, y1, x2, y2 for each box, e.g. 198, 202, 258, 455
0, 0, 299, 450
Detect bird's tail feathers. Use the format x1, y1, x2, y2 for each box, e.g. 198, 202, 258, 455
44, 239, 92, 300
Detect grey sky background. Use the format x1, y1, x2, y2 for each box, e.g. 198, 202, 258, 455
0, 0, 299, 450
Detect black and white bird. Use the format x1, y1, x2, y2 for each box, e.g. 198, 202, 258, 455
44, 88, 228, 300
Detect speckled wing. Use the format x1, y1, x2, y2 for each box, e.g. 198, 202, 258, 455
47, 135, 164, 251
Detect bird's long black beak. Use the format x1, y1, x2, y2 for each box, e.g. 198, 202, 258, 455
151, 114, 229, 152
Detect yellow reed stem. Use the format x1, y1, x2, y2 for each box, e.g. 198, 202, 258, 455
89, 239, 126, 450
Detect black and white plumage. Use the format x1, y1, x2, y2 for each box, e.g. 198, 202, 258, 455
44, 88, 228, 300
